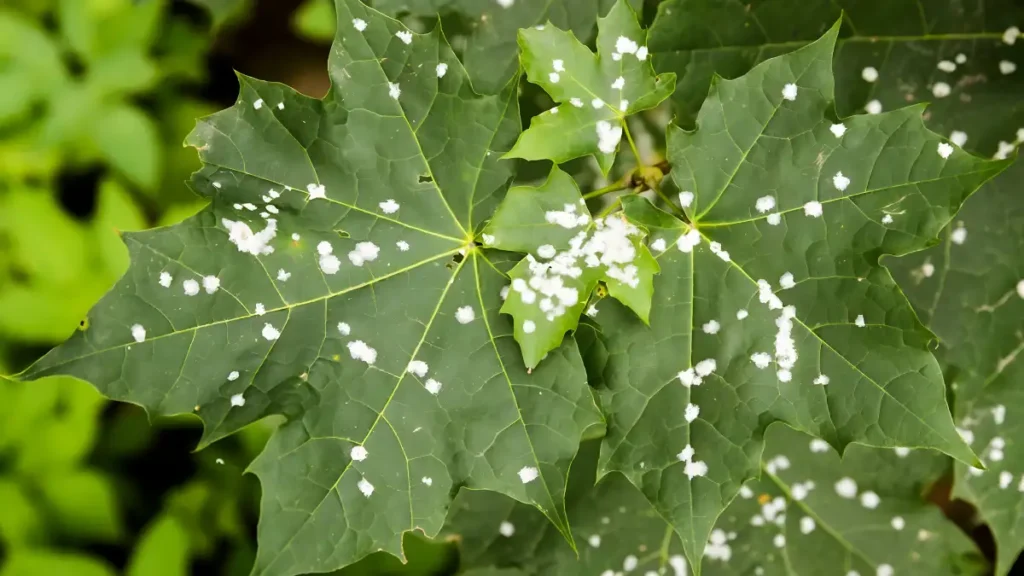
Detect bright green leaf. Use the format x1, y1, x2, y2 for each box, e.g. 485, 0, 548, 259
579, 24, 1008, 572
506, 0, 675, 173
36, 470, 122, 543
0, 550, 117, 576
0, 479, 45, 547
89, 103, 160, 190
127, 516, 192, 576
17, 2, 602, 574
292, 0, 336, 43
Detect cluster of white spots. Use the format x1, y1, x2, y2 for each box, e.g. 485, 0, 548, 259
379, 199, 400, 214
764, 454, 790, 474
159, 272, 173, 287
352, 18, 367, 31
810, 439, 830, 453
891, 516, 906, 530
588, 534, 601, 548
678, 191, 694, 208
395, 240, 409, 252
130, 324, 146, 343
835, 477, 858, 499
435, 63, 448, 78
675, 230, 700, 253
518, 466, 539, 484
705, 529, 732, 561
357, 477, 374, 497
773, 305, 799, 382
779, 272, 795, 289
860, 490, 880, 509
882, 214, 894, 225
736, 309, 749, 320
937, 60, 957, 73
613, 36, 648, 61
894, 446, 910, 457
684, 403, 700, 423
751, 494, 788, 528
951, 225, 968, 245
791, 480, 816, 501
677, 443, 708, 479
317, 241, 341, 275
455, 306, 475, 324
407, 360, 429, 377
262, 323, 281, 340
544, 201, 591, 229
677, 358, 718, 387
350, 446, 368, 461
499, 521, 515, 537
307, 183, 326, 199
813, 374, 830, 386
223, 217, 278, 256
348, 242, 380, 266
277, 269, 291, 281
865, 99, 883, 115
421, 477, 432, 486
708, 240, 731, 262
702, 319, 720, 334
570, 97, 583, 108
804, 201, 824, 217
932, 82, 951, 98
1006, 26, 1021, 45
183, 279, 200, 296
347, 341, 377, 364
424, 379, 442, 394
800, 516, 816, 534
999, 60, 1017, 75
781, 83, 798, 101
862, 67, 879, 82
227, 371, 240, 381
650, 238, 667, 252
755, 195, 776, 213
388, 82, 401, 100
595, 120, 621, 153
522, 320, 536, 334
253, 98, 263, 110
831, 123, 847, 138
988, 436, 1006, 462
395, 30, 412, 44
950, 130, 968, 147
619, 99, 629, 112
669, 555, 687, 576
230, 393, 245, 407
993, 404, 1007, 425
996, 138, 1018, 160
756, 279, 783, 310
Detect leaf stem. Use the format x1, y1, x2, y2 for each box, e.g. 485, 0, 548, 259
583, 178, 630, 199
621, 117, 644, 169
596, 196, 623, 219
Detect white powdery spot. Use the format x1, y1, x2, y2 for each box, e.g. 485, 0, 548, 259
290, 232, 299, 241
611, 76, 625, 90
804, 201, 824, 217
548, 72, 560, 83
407, 360, 428, 377
833, 171, 851, 191
891, 516, 906, 530
937, 60, 957, 73
951, 226, 967, 245
882, 214, 894, 224
357, 478, 374, 497
636, 46, 649, 60
706, 529, 732, 561
424, 379, 442, 395
894, 446, 911, 457
755, 195, 776, 213
702, 320, 721, 334
695, 358, 717, 377
320, 254, 341, 275
388, 82, 402, 100
739, 485, 754, 499
348, 242, 380, 266
379, 199, 400, 214
792, 481, 815, 501
262, 323, 281, 341
253, 98, 263, 110
396, 30, 412, 44
773, 534, 786, 548
956, 53, 967, 64
570, 97, 583, 108
522, 320, 536, 334
860, 490, 880, 509
544, 201, 590, 229
877, 564, 894, 576
855, 314, 866, 327
677, 368, 698, 387
950, 130, 968, 147
861, 67, 879, 82
767, 213, 781, 226
957, 427, 975, 445
518, 466, 539, 484
830, 123, 847, 138
422, 476, 433, 486
586, 305, 598, 317
865, 99, 883, 114
455, 306, 475, 324
777, 369, 792, 382
996, 140, 1016, 160
999, 60, 1017, 75
537, 244, 556, 259
1018, 279, 1024, 299
266, 205, 279, 215
800, 516, 816, 534
781, 83, 798, 101
552, 59, 564, 72
685, 459, 708, 479
992, 404, 1007, 424
159, 272, 172, 287
684, 403, 700, 423
436, 63, 448, 78
932, 82, 951, 98
677, 444, 695, 462
347, 340, 377, 364
938, 142, 954, 159
651, 238, 667, 252
277, 269, 291, 281
500, 285, 510, 300
277, 102, 284, 110
1004, 26, 1021, 45
596, 120, 622, 154
396, 241, 409, 251
751, 352, 772, 369
499, 521, 515, 537
616, 36, 638, 55
352, 18, 367, 31
779, 272, 795, 289
307, 183, 326, 199
130, 324, 146, 343
1000, 471, 1014, 489
588, 534, 601, 548
679, 191, 694, 208
350, 446, 368, 461
222, 217, 278, 256
230, 393, 245, 407
228, 371, 240, 381
337, 322, 351, 336
813, 374, 830, 385
623, 555, 639, 572
835, 477, 858, 499
810, 439, 829, 453
737, 309, 749, 320
183, 279, 200, 296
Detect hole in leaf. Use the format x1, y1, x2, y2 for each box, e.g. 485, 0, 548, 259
333, 229, 350, 239
418, 174, 433, 183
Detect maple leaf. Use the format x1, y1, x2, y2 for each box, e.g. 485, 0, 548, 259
14, 2, 602, 574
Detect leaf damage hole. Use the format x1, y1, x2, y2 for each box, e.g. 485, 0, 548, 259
418, 174, 433, 183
